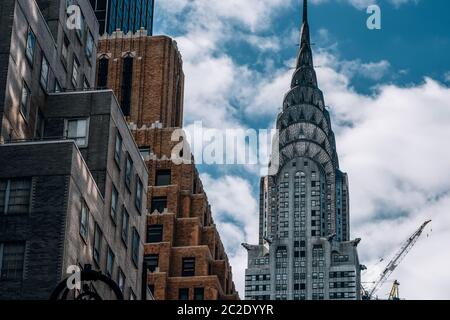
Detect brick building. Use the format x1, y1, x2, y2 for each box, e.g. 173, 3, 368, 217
97, 33, 240, 300
0, 0, 149, 300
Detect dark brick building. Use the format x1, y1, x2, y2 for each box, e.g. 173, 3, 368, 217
0, 0, 149, 300
97, 33, 240, 300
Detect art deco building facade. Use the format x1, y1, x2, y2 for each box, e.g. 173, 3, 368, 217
97, 33, 239, 300
0, 0, 149, 299
89, 0, 155, 36
244, 1, 361, 300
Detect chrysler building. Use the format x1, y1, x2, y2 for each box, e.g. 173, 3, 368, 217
243, 0, 362, 300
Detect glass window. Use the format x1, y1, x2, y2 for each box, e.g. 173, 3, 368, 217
85, 30, 94, 59
55, 80, 62, 93
114, 131, 122, 164
182, 257, 195, 277
117, 268, 125, 293
83, 77, 90, 90
131, 227, 140, 266
179, 288, 189, 300
125, 155, 132, 190
66, 119, 88, 147
121, 208, 129, 244
62, 36, 69, 67
72, 56, 80, 87
151, 196, 167, 214
139, 147, 150, 159
93, 223, 102, 265
40, 56, 49, 90
97, 56, 109, 89
120, 55, 133, 116
35, 109, 45, 138
135, 178, 143, 212
0, 178, 31, 215
147, 225, 163, 243
144, 254, 159, 273
20, 82, 31, 120
25, 29, 36, 63
106, 247, 114, 277
155, 170, 171, 186
111, 186, 118, 222
76, 13, 85, 41
80, 200, 89, 241
194, 288, 204, 300
0, 242, 25, 280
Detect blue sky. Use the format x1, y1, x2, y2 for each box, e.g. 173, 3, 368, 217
153, 0, 450, 299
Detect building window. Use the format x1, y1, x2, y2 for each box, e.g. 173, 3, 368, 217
147, 225, 163, 243
121, 208, 129, 245
0, 178, 31, 215
179, 288, 189, 300
106, 247, 114, 278
55, 80, 62, 93
117, 268, 125, 293
66, 118, 88, 147
80, 200, 89, 241
72, 56, 80, 87
182, 257, 195, 277
120, 55, 133, 116
25, 28, 36, 64
61, 36, 69, 68
20, 82, 31, 121
83, 77, 90, 90
144, 254, 159, 273
139, 147, 150, 159
35, 109, 45, 139
40, 56, 49, 90
97, 56, 109, 89
115, 131, 122, 165
85, 30, 94, 60
135, 178, 143, 212
125, 155, 132, 190
151, 197, 167, 214
93, 223, 102, 265
131, 227, 140, 267
0, 242, 25, 281
76, 13, 85, 41
155, 170, 171, 186
111, 185, 118, 223
194, 288, 204, 300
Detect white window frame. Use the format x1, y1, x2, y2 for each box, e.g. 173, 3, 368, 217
65, 118, 89, 148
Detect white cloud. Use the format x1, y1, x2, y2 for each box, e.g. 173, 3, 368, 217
200, 173, 259, 296
445, 71, 450, 83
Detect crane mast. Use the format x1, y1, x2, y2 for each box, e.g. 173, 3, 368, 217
366, 220, 431, 299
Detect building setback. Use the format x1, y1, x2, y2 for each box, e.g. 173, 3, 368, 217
97, 33, 240, 300
0, 0, 149, 300
89, 0, 155, 36
243, 0, 362, 301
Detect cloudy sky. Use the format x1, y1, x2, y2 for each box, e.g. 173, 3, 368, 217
153, 0, 450, 300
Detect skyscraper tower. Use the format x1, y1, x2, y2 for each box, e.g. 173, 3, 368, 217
89, 0, 155, 36
243, 0, 362, 300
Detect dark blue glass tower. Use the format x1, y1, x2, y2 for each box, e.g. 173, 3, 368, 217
89, 0, 155, 36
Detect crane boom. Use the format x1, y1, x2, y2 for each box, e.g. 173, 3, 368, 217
367, 220, 431, 299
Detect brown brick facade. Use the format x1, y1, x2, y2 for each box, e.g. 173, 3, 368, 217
98, 34, 239, 300
97, 31, 184, 128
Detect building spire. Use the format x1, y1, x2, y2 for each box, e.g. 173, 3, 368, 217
303, 0, 308, 23
292, 0, 317, 87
